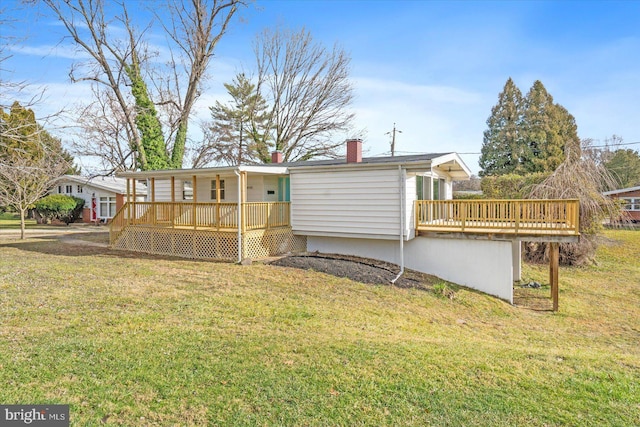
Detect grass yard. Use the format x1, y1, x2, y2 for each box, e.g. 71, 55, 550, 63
0, 212, 37, 229
0, 229, 638, 426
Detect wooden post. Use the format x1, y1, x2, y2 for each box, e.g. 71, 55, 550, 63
216, 174, 221, 230
126, 178, 131, 222
150, 178, 156, 225
132, 179, 137, 224
192, 175, 197, 229
170, 176, 175, 227
241, 172, 247, 233
550, 242, 559, 311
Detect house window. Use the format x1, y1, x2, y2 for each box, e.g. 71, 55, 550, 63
99, 196, 117, 218
77, 185, 83, 193
183, 180, 193, 200
211, 179, 225, 200
622, 198, 640, 211
58, 185, 63, 194
66, 185, 73, 194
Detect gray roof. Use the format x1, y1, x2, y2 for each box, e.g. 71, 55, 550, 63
56, 175, 147, 194
271, 153, 451, 168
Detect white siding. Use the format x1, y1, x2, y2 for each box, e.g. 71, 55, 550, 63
152, 179, 174, 201
146, 175, 275, 203
308, 235, 514, 303
290, 168, 402, 239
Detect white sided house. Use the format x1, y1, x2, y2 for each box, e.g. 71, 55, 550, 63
113, 140, 579, 306
53, 175, 146, 223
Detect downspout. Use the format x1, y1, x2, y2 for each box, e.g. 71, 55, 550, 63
234, 169, 242, 263
391, 165, 406, 284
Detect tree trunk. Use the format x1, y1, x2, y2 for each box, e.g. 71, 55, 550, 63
19, 208, 26, 240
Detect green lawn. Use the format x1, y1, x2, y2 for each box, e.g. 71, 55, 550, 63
0, 212, 37, 229
0, 230, 638, 426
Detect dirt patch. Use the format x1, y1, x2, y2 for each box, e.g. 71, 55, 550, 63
269, 253, 444, 290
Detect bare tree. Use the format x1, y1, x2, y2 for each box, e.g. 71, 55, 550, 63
43, 0, 245, 170
254, 27, 355, 162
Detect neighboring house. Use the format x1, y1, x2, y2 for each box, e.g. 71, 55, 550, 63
113, 140, 579, 305
603, 186, 640, 222
53, 175, 146, 223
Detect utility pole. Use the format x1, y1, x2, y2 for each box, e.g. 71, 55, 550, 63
385, 123, 402, 156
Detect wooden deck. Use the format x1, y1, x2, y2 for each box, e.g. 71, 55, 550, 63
415, 199, 580, 239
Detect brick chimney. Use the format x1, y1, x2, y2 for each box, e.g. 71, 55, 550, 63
271, 151, 283, 164
346, 139, 362, 163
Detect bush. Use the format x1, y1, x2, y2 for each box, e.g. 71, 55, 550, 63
453, 192, 485, 200
481, 173, 549, 199
35, 195, 85, 225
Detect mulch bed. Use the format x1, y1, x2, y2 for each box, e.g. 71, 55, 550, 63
269, 252, 441, 290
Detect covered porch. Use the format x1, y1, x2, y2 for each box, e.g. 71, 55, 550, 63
110, 166, 305, 262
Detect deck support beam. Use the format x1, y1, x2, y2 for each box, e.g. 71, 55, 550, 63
512, 241, 522, 282
550, 242, 559, 311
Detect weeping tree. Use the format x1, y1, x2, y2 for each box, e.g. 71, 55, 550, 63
526, 142, 623, 265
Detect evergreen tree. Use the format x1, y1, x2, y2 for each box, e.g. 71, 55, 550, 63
0, 102, 78, 174
604, 149, 640, 188
521, 80, 580, 173
479, 78, 523, 176
480, 79, 581, 176
207, 73, 270, 166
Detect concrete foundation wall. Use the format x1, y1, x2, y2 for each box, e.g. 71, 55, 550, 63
308, 235, 514, 303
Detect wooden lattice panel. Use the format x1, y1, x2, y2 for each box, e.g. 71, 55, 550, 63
114, 226, 237, 261
243, 228, 307, 259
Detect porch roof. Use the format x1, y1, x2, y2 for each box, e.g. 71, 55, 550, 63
117, 164, 288, 180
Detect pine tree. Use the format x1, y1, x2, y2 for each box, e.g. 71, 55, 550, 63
521, 80, 580, 173
208, 74, 270, 166
480, 79, 581, 176
479, 78, 523, 176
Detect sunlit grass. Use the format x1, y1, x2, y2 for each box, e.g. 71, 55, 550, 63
0, 230, 638, 425
0, 212, 37, 229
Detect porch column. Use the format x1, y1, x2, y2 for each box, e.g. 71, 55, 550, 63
216, 174, 221, 229
150, 178, 156, 225
126, 178, 131, 221
192, 174, 197, 229
241, 172, 247, 233
170, 176, 175, 226
132, 178, 137, 224
550, 242, 559, 311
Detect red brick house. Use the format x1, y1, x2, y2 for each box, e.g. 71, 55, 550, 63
603, 186, 640, 222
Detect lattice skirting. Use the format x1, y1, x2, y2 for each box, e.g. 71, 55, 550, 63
112, 226, 306, 261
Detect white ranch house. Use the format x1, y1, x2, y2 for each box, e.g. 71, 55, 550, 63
113, 140, 579, 307
54, 175, 146, 223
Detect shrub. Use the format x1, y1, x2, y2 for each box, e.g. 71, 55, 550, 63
35, 195, 85, 225
481, 172, 549, 199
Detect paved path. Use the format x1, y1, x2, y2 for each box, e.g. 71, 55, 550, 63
0, 225, 109, 241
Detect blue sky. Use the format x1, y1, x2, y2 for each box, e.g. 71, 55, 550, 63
2, 0, 639, 174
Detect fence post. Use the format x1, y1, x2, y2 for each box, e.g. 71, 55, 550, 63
515, 201, 520, 233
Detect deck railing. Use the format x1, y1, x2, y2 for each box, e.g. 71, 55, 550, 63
415, 199, 580, 235
110, 201, 290, 244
